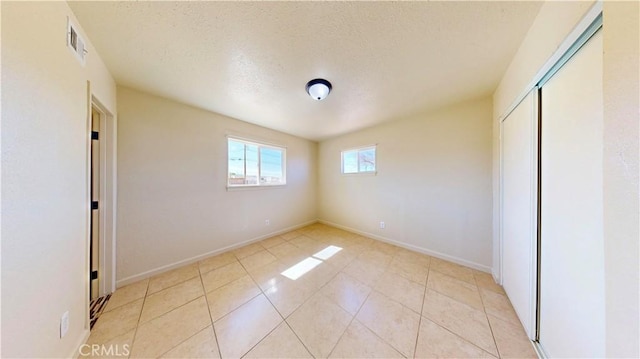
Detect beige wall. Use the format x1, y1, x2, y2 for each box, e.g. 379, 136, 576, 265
318, 97, 493, 271
602, 2, 639, 356
493, 1, 639, 356
1, 2, 117, 358
115, 87, 317, 285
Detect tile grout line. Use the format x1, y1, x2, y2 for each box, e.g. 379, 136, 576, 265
424, 262, 497, 356
238, 323, 286, 359
348, 289, 412, 358
328, 245, 426, 358
238, 256, 316, 359
280, 320, 316, 359
136, 295, 213, 357
154, 327, 209, 358
199, 260, 235, 277
429, 268, 478, 287
141, 278, 205, 319
273, 245, 346, 355
247, 235, 365, 358
127, 280, 150, 359
423, 269, 499, 358
233, 241, 268, 261
421, 315, 498, 358
197, 265, 224, 359
206, 276, 262, 323
299, 257, 359, 358
475, 274, 502, 358
371, 270, 424, 317
324, 265, 377, 359
208, 256, 277, 358
108, 274, 204, 357
425, 274, 487, 313
219, 229, 322, 357
237, 254, 287, 356
145, 262, 202, 296
101, 281, 156, 314
412, 261, 431, 358
427, 289, 481, 312
253, 287, 316, 359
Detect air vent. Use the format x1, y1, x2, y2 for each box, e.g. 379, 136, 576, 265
67, 17, 87, 66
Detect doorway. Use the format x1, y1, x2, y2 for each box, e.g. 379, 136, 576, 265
87, 95, 117, 330
87, 95, 117, 301
90, 106, 101, 300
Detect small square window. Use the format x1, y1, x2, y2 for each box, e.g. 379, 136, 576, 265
341, 146, 376, 174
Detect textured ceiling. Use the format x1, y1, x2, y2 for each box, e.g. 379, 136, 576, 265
69, 1, 542, 141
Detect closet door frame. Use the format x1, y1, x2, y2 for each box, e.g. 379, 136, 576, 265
497, 2, 603, 357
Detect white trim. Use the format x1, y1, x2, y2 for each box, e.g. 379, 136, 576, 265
70, 329, 91, 359
341, 145, 377, 174
226, 184, 287, 191
492, 269, 501, 285
318, 219, 492, 273
227, 135, 287, 150
533, 341, 550, 359
84, 82, 92, 332
529, 88, 540, 341
340, 143, 378, 153
498, 118, 504, 285
498, 1, 603, 123
91, 96, 117, 296
90, 103, 105, 297
340, 172, 377, 177
109, 110, 118, 295
224, 133, 288, 149
116, 220, 318, 287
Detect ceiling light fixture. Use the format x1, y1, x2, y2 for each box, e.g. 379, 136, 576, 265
306, 78, 332, 101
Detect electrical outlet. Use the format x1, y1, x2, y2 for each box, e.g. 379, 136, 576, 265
380, 221, 385, 229
60, 311, 69, 338
265, 219, 270, 226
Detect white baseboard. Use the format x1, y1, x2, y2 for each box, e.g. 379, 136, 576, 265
71, 329, 91, 358
532, 340, 547, 359
116, 219, 318, 288
318, 219, 492, 273
492, 268, 501, 285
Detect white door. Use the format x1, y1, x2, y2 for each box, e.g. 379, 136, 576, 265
539, 30, 604, 357
501, 90, 537, 339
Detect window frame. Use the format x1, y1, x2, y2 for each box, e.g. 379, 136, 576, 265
341, 145, 377, 175
227, 136, 287, 189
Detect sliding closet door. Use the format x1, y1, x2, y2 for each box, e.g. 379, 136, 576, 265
501, 90, 537, 339
539, 30, 604, 357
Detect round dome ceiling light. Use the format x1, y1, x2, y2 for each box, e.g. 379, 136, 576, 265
306, 78, 332, 101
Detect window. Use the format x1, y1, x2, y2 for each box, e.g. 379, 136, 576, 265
341, 146, 376, 174
228, 137, 286, 187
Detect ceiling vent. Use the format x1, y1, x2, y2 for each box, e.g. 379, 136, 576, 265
67, 17, 87, 66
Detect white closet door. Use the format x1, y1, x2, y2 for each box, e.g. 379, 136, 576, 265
539, 30, 604, 357
501, 90, 537, 339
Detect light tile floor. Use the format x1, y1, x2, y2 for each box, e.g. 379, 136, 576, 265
84, 223, 537, 358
